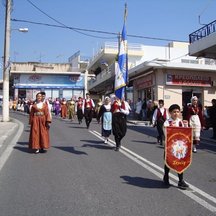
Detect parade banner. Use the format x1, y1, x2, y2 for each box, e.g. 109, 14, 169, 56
165, 127, 193, 174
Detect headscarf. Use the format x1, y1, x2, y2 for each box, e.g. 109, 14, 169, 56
191, 96, 198, 102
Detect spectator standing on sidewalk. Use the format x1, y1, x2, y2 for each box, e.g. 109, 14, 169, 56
29, 92, 51, 154
185, 96, 204, 153
208, 99, 216, 139
141, 98, 147, 120
152, 99, 169, 145
135, 98, 142, 120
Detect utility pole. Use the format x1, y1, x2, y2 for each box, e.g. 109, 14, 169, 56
2, 0, 11, 122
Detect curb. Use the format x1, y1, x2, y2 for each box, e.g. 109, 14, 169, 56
0, 118, 24, 158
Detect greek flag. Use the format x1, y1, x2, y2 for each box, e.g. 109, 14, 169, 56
115, 6, 128, 99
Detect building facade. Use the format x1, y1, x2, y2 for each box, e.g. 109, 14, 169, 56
130, 42, 216, 108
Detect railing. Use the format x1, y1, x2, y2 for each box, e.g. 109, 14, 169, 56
88, 62, 115, 88
189, 20, 216, 43
89, 42, 143, 63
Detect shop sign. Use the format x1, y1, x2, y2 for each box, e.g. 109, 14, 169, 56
14, 74, 84, 89
166, 74, 212, 87
134, 74, 154, 90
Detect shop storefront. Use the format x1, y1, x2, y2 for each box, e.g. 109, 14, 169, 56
13, 73, 85, 100
132, 67, 216, 109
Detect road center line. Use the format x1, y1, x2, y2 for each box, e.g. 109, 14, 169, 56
89, 129, 216, 213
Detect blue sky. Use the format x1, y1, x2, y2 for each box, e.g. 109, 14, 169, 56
0, 0, 216, 79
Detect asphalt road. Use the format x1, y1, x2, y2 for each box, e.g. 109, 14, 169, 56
0, 112, 215, 216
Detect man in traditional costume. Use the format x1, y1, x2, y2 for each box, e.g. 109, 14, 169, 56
29, 92, 51, 154
83, 93, 95, 129
111, 96, 130, 151
185, 96, 204, 153
152, 99, 169, 145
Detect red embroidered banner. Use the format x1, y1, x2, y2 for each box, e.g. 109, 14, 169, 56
165, 127, 193, 174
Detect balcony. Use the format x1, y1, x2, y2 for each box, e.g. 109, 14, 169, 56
88, 62, 116, 93
189, 20, 216, 59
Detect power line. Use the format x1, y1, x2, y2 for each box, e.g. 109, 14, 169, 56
25, 0, 187, 42
12, 18, 188, 43
26, 0, 116, 39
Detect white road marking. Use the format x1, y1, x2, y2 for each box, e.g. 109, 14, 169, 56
90, 129, 216, 213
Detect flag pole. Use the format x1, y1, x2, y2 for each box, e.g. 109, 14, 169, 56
124, 3, 128, 101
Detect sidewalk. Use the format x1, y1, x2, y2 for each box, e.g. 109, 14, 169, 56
0, 115, 20, 156
127, 116, 216, 143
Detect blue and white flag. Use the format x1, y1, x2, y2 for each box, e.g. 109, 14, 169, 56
115, 7, 128, 100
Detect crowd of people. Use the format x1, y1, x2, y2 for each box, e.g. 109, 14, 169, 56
10, 93, 216, 190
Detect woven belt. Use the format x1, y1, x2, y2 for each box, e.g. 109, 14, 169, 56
34, 112, 44, 116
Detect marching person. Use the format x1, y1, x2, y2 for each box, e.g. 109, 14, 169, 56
53, 98, 61, 116
111, 96, 130, 151
152, 99, 169, 145
29, 92, 51, 154
185, 96, 204, 153
76, 97, 83, 124
83, 93, 95, 129
163, 104, 189, 189
67, 98, 76, 121
60, 98, 67, 119
40, 91, 52, 121
98, 96, 112, 144
95, 98, 103, 123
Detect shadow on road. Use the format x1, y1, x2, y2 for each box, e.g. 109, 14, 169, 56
131, 140, 156, 145
120, 176, 169, 189
81, 139, 114, 150
53, 146, 88, 155
16, 141, 29, 146
13, 146, 31, 153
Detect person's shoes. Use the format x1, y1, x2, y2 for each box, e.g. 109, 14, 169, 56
115, 147, 119, 151
35, 149, 39, 154
163, 175, 170, 187
40, 148, 47, 153
178, 180, 189, 190
104, 139, 108, 144
193, 146, 197, 153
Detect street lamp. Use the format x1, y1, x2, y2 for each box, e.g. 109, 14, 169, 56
2, 0, 28, 122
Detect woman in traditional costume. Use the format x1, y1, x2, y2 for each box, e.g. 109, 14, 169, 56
76, 97, 83, 124
60, 98, 67, 119
186, 96, 204, 153
67, 98, 76, 121
98, 97, 112, 144
29, 92, 51, 154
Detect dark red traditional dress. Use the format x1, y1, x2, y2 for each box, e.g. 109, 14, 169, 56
29, 102, 51, 151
